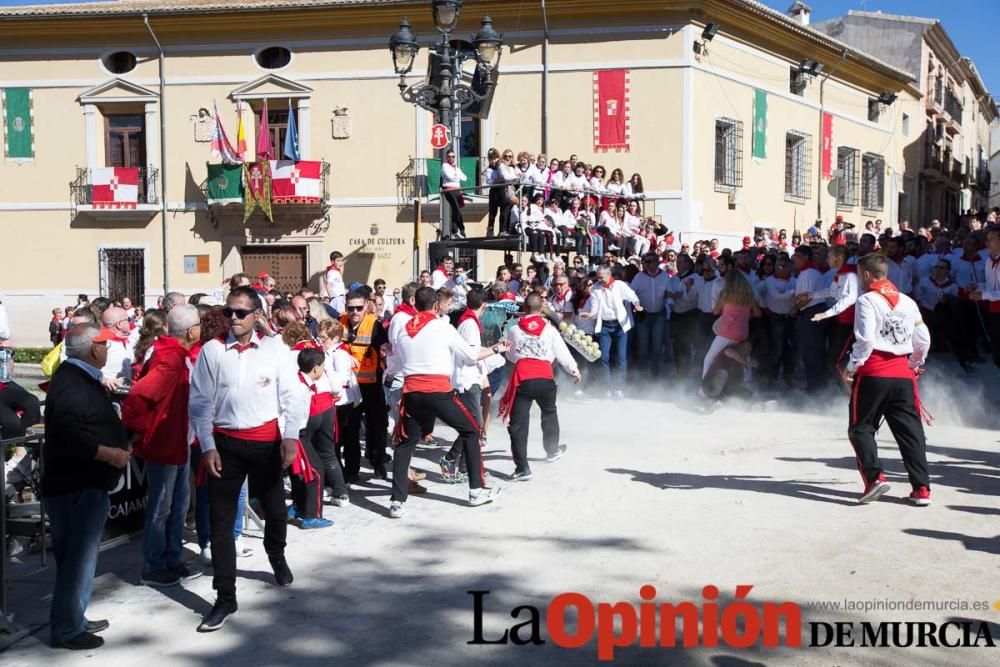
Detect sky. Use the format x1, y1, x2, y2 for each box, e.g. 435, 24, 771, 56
1, 0, 998, 94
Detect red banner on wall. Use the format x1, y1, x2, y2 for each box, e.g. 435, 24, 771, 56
594, 69, 630, 152
821, 112, 833, 179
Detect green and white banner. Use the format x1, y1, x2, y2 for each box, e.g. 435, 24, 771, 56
752, 88, 767, 160
206, 163, 244, 205
3, 88, 34, 159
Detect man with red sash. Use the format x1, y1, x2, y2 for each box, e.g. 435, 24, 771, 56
499, 293, 581, 481
971, 226, 1000, 369
388, 287, 509, 519
189, 286, 305, 631
289, 346, 335, 529
431, 255, 454, 290
809, 245, 859, 385
323, 250, 347, 313
843, 254, 932, 506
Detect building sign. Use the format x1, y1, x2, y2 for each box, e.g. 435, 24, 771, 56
821, 113, 833, 179
349, 223, 409, 260
184, 254, 211, 273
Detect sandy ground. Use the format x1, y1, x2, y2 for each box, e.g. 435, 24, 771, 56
2, 361, 999, 666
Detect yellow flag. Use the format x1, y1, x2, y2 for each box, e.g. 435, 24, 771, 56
236, 102, 247, 158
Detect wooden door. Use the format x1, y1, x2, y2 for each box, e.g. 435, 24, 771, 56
241, 246, 307, 295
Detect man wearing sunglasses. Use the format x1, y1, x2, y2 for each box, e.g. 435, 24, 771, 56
189, 287, 306, 632
99, 305, 136, 392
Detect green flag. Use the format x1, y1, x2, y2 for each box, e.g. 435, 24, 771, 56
3, 88, 33, 159
206, 163, 244, 205
752, 88, 767, 160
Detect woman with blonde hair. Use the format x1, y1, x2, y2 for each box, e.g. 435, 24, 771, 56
307, 297, 331, 323
132, 307, 167, 376
702, 269, 760, 379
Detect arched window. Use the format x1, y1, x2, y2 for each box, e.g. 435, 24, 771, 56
255, 46, 292, 70
103, 51, 137, 75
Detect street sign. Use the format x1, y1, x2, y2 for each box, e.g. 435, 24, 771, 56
430, 124, 450, 149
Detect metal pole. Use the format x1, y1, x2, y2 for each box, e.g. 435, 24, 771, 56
144, 14, 170, 299
413, 196, 422, 280
817, 50, 848, 222
541, 0, 550, 154
438, 37, 453, 240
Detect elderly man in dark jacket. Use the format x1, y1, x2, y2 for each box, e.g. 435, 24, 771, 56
42, 322, 130, 650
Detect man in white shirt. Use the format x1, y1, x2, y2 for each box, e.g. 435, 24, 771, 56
756, 256, 798, 386
188, 286, 303, 631
793, 246, 829, 393
389, 287, 509, 518
431, 255, 455, 290
808, 245, 860, 383
499, 293, 580, 480
323, 251, 347, 314
630, 253, 671, 377
581, 265, 642, 399
695, 258, 723, 366
669, 254, 701, 378
844, 254, 931, 507
970, 226, 1000, 369
441, 150, 468, 238
99, 306, 135, 390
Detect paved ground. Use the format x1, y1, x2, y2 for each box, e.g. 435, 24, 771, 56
2, 361, 999, 665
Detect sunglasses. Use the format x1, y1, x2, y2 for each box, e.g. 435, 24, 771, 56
346, 305, 365, 312
223, 307, 255, 319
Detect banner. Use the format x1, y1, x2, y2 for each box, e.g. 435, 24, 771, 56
257, 99, 274, 160
243, 161, 273, 222
271, 160, 320, 203
752, 89, 767, 160
283, 100, 300, 161
821, 112, 833, 179
206, 163, 244, 205
593, 70, 630, 153
2, 87, 33, 159
91, 167, 139, 208
209, 102, 240, 164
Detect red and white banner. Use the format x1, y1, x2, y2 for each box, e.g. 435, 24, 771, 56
91, 167, 139, 208
594, 69, 630, 153
270, 160, 321, 204
821, 112, 833, 179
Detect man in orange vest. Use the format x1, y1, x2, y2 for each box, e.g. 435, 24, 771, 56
340, 291, 390, 482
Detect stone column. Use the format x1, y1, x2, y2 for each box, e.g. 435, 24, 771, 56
297, 97, 311, 160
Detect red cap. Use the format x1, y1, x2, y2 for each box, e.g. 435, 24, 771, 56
92, 327, 120, 343
742, 236, 751, 243
836, 215, 844, 222
256, 271, 269, 280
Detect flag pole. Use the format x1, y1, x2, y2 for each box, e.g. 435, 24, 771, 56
144, 14, 170, 300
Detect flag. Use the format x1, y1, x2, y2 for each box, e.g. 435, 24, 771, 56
593, 70, 630, 153
283, 100, 300, 161
821, 112, 833, 179
2, 88, 33, 159
91, 167, 139, 208
206, 163, 244, 205
256, 99, 274, 160
243, 161, 273, 223
752, 89, 767, 160
236, 101, 247, 157
209, 102, 240, 164
271, 160, 321, 203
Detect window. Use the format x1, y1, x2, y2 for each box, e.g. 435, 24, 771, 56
254, 107, 297, 156
836, 147, 859, 208
103, 51, 137, 74
867, 98, 880, 122
902, 113, 910, 137
784, 131, 811, 201
861, 152, 885, 211
790, 66, 806, 96
714, 117, 743, 192
104, 114, 148, 201
256, 46, 292, 70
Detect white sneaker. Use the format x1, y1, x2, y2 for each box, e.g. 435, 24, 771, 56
469, 486, 501, 507
613, 390, 625, 401
322, 487, 334, 503
333, 495, 350, 507
389, 501, 405, 519
235, 540, 254, 558
200, 546, 212, 566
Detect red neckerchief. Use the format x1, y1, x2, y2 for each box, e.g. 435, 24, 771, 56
298, 372, 318, 394
435, 265, 450, 278
837, 263, 857, 275
960, 254, 981, 263
798, 261, 816, 273
393, 302, 416, 319
337, 342, 350, 353
404, 311, 437, 337
292, 340, 318, 351
602, 278, 616, 288
991, 256, 1000, 270
457, 308, 483, 335
868, 278, 900, 309
221, 330, 263, 353
930, 276, 954, 288
500, 292, 517, 301
326, 264, 341, 273
518, 315, 547, 336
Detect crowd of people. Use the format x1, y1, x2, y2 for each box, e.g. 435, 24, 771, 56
4, 203, 1000, 650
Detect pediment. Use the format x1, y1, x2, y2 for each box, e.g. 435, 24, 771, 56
229, 74, 312, 101
78, 78, 158, 104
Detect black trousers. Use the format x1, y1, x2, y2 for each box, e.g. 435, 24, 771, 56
208, 436, 286, 599
305, 407, 348, 497
766, 313, 797, 382
990, 312, 1000, 369
797, 304, 828, 392
443, 189, 465, 236
696, 311, 718, 366
392, 391, 483, 502
848, 376, 929, 490
671, 310, 698, 378
487, 184, 504, 232
446, 385, 483, 471
0, 381, 41, 440
508, 378, 560, 474
343, 383, 388, 477
827, 321, 854, 378
289, 433, 322, 520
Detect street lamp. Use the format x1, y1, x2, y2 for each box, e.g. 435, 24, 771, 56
389, 1, 502, 241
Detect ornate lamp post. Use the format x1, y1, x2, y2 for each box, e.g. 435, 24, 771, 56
389, 1, 502, 240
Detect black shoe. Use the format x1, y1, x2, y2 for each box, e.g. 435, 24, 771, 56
140, 569, 182, 587
372, 461, 388, 480
197, 597, 238, 632
269, 555, 294, 587
52, 631, 104, 650
85, 619, 110, 634
169, 562, 203, 582
345, 472, 361, 484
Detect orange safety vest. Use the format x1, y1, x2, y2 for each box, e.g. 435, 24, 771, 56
340, 313, 379, 384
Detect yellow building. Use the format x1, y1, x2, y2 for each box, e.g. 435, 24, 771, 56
0, 0, 921, 344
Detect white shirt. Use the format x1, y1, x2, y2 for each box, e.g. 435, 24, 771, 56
0, 301, 9, 341
630, 270, 671, 314
384, 308, 414, 378
915, 276, 959, 311
977, 256, 1000, 303
671, 272, 701, 314
795, 267, 827, 309
847, 291, 930, 373
504, 319, 578, 374
887, 257, 915, 295
189, 333, 305, 452
598, 210, 622, 236
431, 267, 451, 290
324, 266, 346, 307
454, 316, 487, 391
549, 289, 575, 319
622, 182, 641, 198
587, 280, 640, 333
441, 161, 467, 189
325, 345, 361, 406
575, 296, 596, 335
815, 270, 859, 320
397, 316, 480, 379
103, 336, 134, 381
754, 276, 798, 315
696, 275, 723, 313
915, 253, 940, 281
950, 255, 986, 289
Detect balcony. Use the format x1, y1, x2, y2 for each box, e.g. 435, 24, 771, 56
922, 143, 943, 175
943, 89, 963, 131
202, 160, 331, 225
925, 78, 944, 115
70, 166, 160, 222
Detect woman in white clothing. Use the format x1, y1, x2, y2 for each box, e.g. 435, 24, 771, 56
606, 168, 626, 197
597, 201, 625, 252
622, 200, 646, 257
497, 149, 519, 235
441, 150, 467, 238
622, 172, 644, 201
